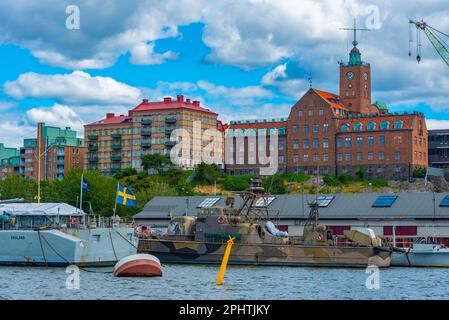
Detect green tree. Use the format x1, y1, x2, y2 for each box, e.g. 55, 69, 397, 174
413, 166, 427, 178
0, 175, 37, 201
223, 174, 252, 191
141, 154, 172, 173
263, 175, 287, 194
356, 167, 366, 180
192, 162, 220, 185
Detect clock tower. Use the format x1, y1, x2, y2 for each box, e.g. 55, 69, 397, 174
339, 25, 372, 115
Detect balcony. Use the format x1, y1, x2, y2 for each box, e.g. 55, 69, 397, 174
88, 145, 98, 151
141, 142, 151, 148
111, 144, 121, 150
165, 118, 177, 125
141, 119, 152, 125
88, 155, 98, 162
141, 130, 151, 137
111, 155, 122, 161
165, 129, 174, 136
88, 135, 98, 140
111, 133, 121, 139
164, 140, 176, 148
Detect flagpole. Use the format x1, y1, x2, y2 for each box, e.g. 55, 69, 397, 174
113, 182, 119, 226
79, 173, 83, 214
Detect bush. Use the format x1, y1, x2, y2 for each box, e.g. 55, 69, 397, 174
323, 175, 339, 186
369, 179, 388, 188
337, 173, 351, 185
263, 175, 287, 194
279, 172, 310, 183
413, 166, 426, 178
356, 167, 365, 180
223, 174, 252, 191
192, 162, 220, 185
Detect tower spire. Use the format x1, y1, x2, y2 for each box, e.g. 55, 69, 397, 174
340, 18, 370, 65
340, 18, 370, 48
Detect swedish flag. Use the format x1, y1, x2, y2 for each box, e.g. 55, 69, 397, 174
116, 183, 137, 206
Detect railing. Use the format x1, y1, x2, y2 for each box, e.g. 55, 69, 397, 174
141, 119, 152, 125
88, 145, 98, 151
165, 118, 176, 125
88, 135, 98, 140
111, 144, 121, 150
141, 130, 151, 136
111, 133, 121, 139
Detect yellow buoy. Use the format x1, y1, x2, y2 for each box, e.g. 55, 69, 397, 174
216, 237, 235, 285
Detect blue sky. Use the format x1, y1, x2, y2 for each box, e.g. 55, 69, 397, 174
0, 0, 448, 147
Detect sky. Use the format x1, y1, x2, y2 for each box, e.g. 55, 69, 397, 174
0, 0, 448, 148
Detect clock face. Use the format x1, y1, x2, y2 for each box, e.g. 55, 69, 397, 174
348, 83, 353, 89
346, 71, 354, 80
364, 72, 368, 80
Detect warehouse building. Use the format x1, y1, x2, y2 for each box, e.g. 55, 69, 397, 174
133, 192, 449, 247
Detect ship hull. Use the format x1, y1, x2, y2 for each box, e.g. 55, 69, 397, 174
0, 228, 138, 267
392, 251, 449, 267
139, 239, 391, 268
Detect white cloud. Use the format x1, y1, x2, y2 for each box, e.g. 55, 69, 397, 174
262, 63, 307, 97
130, 42, 179, 65
0, 121, 35, 148
26, 104, 85, 134
4, 71, 142, 105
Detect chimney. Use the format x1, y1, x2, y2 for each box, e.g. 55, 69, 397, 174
176, 95, 184, 102
142, 99, 149, 104
163, 97, 172, 103
193, 100, 200, 107
106, 113, 114, 119
186, 98, 191, 104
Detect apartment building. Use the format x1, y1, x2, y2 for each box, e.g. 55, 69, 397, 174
20, 123, 85, 181
84, 95, 224, 175
224, 118, 287, 175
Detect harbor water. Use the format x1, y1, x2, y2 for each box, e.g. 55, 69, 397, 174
1, 264, 449, 300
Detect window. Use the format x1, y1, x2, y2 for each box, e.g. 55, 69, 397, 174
440, 195, 449, 207
379, 136, 385, 146
357, 152, 363, 160
279, 126, 286, 135
279, 141, 285, 150
323, 138, 329, 149
293, 126, 299, 133
298, 111, 303, 117
293, 155, 299, 163
368, 152, 374, 160
308, 110, 314, 117
345, 137, 351, 147
313, 139, 319, 149
380, 121, 390, 130
367, 136, 374, 146
356, 137, 363, 147
279, 156, 285, 163
313, 195, 335, 207
255, 196, 276, 207
337, 153, 343, 161
379, 152, 385, 160
313, 154, 319, 162
323, 123, 329, 132
323, 154, 329, 162
319, 109, 324, 116
304, 124, 309, 133
345, 153, 351, 161
303, 139, 309, 149
394, 151, 401, 160
372, 195, 398, 207
393, 120, 404, 129
293, 140, 299, 149
303, 154, 309, 162
313, 124, 319, 133
367, 122, 376, 131
197, 198, 220, 208
337, 137, 343, 148
340, 123, 350, 132
354, 122, 363, 132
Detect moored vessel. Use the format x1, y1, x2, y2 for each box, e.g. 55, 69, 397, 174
138, 179, 391, 268
113, 254, 163, 277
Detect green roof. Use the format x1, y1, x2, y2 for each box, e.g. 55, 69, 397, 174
373, 100, 388, 110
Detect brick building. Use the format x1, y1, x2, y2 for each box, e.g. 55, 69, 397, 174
285, 37, 427, 179
84, 95, 224, 175
20, 123, 85, 181
224, 118, 287, 175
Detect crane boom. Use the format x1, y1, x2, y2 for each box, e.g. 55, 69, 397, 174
409, 19, 449, 67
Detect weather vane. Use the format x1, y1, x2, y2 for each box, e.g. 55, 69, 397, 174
340, 18, 370, 47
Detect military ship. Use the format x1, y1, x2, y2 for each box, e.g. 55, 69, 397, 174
138, 179, 392, 268
0, 202, 138, 266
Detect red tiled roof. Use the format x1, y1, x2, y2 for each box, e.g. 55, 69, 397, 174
313, 89, 348, 110
85, 114, 131, 127
131, 97, 217, 116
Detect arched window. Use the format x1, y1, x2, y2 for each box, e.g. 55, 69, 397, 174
340, 123, 350, 132
269, 127, 277, 135
239, 129, 246, 137
366, 122, 376, 131
393, 120, 404, 129
354, 122, 363, 132
380, 121, 390, 130
249, 128, 257, 136
278, 126, 286, 135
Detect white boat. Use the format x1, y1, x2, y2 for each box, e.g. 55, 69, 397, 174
0, 202, 138, 267
392, 242, 449, 267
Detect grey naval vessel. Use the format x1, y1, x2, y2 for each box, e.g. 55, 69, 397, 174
0, 202, 138, 266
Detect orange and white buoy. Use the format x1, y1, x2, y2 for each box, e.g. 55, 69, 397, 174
113, 254, 163, 277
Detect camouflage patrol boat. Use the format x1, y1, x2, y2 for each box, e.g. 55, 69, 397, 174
138, 179, 392, 268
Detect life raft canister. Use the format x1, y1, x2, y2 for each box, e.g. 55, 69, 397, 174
69, 217, 77, 227
217, 215, 226, 224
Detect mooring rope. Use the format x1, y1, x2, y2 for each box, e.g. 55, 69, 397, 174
38, 231, 111, 274
109, 228, 118, 261
37, 229, 48, 267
